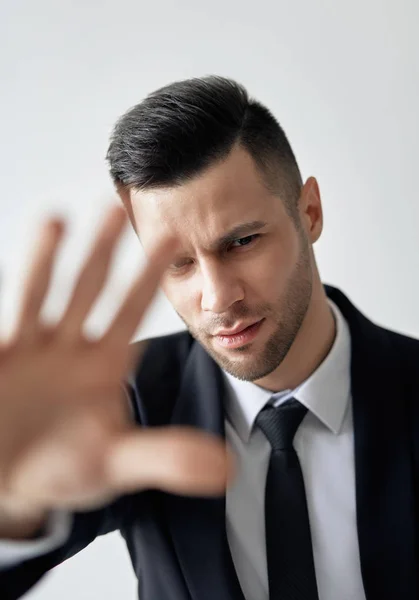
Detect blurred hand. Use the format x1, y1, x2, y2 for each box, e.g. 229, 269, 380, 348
0, 205, 233, 526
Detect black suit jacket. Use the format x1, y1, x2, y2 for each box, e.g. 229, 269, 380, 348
1, 285, 419, 600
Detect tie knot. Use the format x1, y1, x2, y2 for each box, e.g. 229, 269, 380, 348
255, 398, 308, 451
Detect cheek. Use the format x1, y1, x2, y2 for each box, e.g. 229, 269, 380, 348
240, 252, 291, 301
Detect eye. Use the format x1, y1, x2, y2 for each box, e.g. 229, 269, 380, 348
169, 257, 194, 271
230, 234, 260, 249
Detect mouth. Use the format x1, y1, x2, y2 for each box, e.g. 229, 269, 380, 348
213, 319, 264, 349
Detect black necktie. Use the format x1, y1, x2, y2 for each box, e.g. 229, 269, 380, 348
256, 398, 319, 600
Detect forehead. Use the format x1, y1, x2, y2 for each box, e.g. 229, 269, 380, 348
130, 146, 283, 248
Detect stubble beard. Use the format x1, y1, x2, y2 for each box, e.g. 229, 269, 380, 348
180, 237, 313, 382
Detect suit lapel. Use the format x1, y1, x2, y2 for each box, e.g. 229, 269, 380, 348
165, 342, 246, 600
327, 287, 418, 599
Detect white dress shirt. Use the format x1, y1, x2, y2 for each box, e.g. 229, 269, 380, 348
0, 300, 367, 600
224, 299, 367, 600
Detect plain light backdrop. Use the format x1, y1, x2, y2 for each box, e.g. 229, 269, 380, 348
1, 0, 418, 597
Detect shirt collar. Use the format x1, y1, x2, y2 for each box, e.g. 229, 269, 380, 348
223, 299, 351, 442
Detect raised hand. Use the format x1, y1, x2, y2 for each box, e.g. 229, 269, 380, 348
0, 206, 233, 536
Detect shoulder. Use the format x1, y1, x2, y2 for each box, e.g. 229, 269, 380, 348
127, 330, 196, 426
327, 284, 419, 359
130, 330, 194, 373
385, 327, 419, 374
379, 324, 419, 355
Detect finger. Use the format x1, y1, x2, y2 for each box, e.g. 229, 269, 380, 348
102, 236, 178, 347
15, 219, 65, 338
59, 205, 127, 340
106, 427, 236, 496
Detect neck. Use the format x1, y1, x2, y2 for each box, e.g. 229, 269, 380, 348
254, 278, 337, 392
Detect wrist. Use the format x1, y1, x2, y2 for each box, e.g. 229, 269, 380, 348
0, 497, 48, 540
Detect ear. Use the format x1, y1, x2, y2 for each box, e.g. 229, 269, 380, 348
299, 177, 323, 243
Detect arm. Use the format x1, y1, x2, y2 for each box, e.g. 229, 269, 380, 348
0, 495, 134, 599
0, 511, 72, 569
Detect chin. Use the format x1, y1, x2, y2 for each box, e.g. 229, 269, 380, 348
210, 348, 275, 382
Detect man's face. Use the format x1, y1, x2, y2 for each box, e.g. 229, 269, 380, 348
129, 146, 316, 383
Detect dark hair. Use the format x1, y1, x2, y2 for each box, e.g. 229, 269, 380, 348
106, 76, 303, 218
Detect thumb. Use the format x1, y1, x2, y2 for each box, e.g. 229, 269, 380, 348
105, 426, 235, 496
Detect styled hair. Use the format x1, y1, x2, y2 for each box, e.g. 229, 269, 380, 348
106, 76, 303, 218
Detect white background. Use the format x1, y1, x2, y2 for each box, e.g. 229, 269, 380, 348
0, 0, 418, 598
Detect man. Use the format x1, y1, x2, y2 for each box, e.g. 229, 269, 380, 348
0, 76, 418, 600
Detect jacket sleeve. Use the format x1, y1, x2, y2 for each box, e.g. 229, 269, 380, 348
0, 493, 136, 600
0, 511, 73, 569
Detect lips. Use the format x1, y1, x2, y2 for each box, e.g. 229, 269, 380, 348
213, 321, 259, 337
213, 319, 264, 349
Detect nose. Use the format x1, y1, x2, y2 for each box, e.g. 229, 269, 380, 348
200, 261, 244, 313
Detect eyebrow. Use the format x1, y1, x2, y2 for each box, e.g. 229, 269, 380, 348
212, 220, 268, 250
